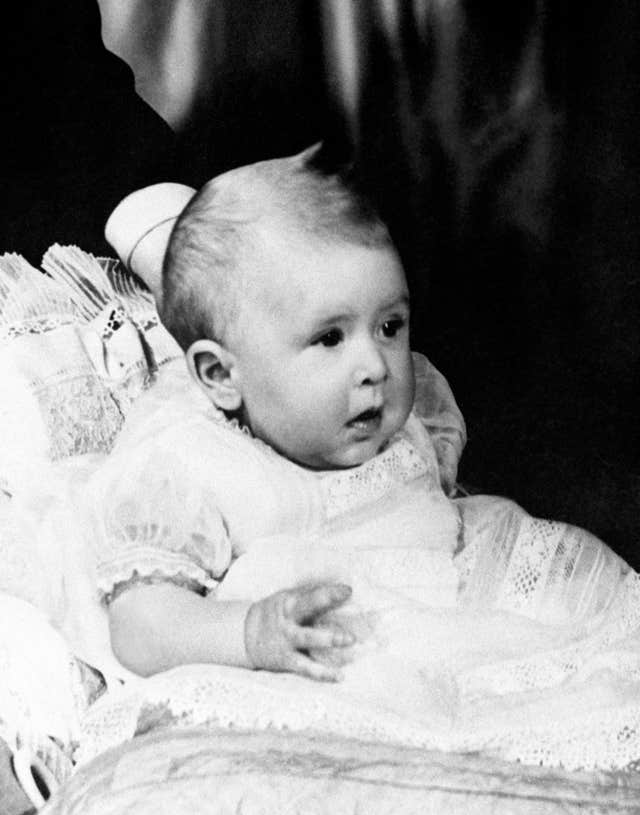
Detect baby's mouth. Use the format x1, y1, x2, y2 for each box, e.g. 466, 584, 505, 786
348, 406, 383, 433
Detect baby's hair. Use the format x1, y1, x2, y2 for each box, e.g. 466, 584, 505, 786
161, 146, 392, 350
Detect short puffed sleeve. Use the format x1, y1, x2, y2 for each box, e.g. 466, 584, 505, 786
88, 406, 233, 603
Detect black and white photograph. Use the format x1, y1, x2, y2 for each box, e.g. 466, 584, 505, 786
1, 1, 639, 812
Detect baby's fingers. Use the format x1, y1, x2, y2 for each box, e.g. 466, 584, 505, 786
291, 623, 354, 652
287, 583, 352, 623
289, 651, 344, 683
308, 645, 355, 669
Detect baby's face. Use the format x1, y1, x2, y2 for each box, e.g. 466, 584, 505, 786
231, 230, 415, 469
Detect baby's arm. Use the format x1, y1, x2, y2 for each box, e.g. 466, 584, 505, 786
109, 580, 354, 681
412, 352, 467, 495
99, 382, 355, 682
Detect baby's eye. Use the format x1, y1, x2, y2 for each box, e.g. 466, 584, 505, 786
381, 317, 406, 338
313, 328, 343, 347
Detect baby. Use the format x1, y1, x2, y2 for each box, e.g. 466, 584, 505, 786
101, 147, 466, 680
87, 148, 640, 768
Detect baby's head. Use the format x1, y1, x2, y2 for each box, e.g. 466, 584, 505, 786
162, 147, 415, 470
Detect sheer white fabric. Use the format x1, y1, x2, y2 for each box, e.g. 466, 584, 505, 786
411, 350, 466, 461
0, 246, 183, 788
78, 502, 640, 773
78, 362, 640, 773
2, 246, 639, 778
87, 359, 461, 609
0, 246, 466, 776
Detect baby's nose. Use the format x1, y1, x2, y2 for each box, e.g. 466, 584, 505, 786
355, 342, 388, 385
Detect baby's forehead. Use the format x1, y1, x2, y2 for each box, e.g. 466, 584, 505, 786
249, 213, 392, 265
240, 226, 404, 312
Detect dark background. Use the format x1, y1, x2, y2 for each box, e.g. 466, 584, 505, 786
2, 0, 638, 562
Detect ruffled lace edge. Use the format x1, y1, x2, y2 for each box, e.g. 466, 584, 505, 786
98, 550, 218, 605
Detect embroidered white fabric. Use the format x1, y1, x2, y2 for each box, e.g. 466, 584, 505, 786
2, 245, 639, 779
0, 246, 182, 494
85, 358, 461, 613
319, 434, 436, 519
77, 511, 640, 773
0, 246, 182, 786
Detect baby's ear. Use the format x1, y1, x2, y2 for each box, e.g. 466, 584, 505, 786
186, 339, 242, 412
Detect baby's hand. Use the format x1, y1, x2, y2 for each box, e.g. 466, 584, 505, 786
244, 583, 355, 682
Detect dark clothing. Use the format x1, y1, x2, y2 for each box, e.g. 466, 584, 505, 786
0, 0, 176, 264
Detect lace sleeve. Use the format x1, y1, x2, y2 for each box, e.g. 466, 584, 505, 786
90, 439, 233, 604
411, 351, 467, 460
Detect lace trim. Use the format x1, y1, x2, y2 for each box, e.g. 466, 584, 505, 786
202, 408, 441, 524
77, 646, 640, 773
42, 245, 182, 373
98, 550, 219, 604
319, 438, 432, 519
1, 245, 181, 362
0, 253, 78, 341
499, 516, 565, 615
106, 572, 209, 605
458, 501, 627, 628
41, 246, 155, 329
76, 666, 439, 767
493, 701, 640, 772
461, 575, 640, 701
0, 247, 183, 477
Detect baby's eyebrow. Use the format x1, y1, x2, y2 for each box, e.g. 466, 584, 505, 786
310, 311, 353, 327
295, 292, 411, 339
289, 311, 352, 344
380, 294, 410, 312
305, 295, 410, 330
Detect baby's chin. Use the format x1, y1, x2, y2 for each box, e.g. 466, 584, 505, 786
292, 436, 393, 472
